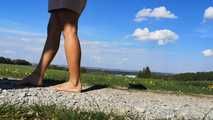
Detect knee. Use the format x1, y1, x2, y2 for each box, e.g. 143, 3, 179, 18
63, 24, 78, 37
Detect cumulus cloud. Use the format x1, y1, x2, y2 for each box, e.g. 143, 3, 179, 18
135, 6, 177, 22
0, 27, 44, 37
0, 26, 142, 69
2, 50, 16, 54
132, 28, 178, 45
202, 49, 213, 57
204, 7, 213, 20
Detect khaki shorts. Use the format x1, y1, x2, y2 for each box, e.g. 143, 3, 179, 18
48, 0, 87, 14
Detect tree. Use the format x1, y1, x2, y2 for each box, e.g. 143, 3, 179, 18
12, 59, 32, 66
0, 57, 13, 64
0, 56, 32, 65
137, 70, 143, 78
137, 66, 152, 78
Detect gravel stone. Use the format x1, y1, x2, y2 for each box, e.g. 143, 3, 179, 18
0, 86, 212, 120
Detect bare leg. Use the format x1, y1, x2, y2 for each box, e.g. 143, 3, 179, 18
53, 10, 82, 92
17, 13, 61, 86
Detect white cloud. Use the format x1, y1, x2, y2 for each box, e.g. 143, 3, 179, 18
132, 28, 178, 45
2, 50, 16, 54
0, 27, 44, 37
202, 49, 213, 57
80, 40, 142, 67
204, 7, 213, 20
0, 26, 142, 70
135, 6, 177, 22
1, 19, 213, 72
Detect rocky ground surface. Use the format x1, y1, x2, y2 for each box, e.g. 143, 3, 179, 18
0, 78, 213, 120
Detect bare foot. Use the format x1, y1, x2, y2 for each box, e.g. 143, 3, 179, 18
16, 73, 43, 87
51, 82, 82, 93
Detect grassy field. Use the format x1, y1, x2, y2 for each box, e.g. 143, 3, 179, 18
0, 103, 125, 120
0, 64, 212, 95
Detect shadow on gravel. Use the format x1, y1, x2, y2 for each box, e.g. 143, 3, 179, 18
81, 84, 109, 93
0, 78, 63, 89
0, 78, 108, 92
128, 83, 147, 90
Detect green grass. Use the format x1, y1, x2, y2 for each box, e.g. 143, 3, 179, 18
138, 78, 212, 95
0, 64, 212, 95
0, 103, 125, 120
0, 64, 68, 80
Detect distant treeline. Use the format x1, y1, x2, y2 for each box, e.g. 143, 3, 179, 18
137, 67, 213, 81
0, 56, 32, 65
152, 72, 213, 81
47, 64, 68, 71
171, 72, 213, 81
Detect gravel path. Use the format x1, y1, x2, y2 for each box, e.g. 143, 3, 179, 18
0, 78, 213, 120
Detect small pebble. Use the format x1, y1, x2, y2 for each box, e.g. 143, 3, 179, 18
0, 87, 212, 120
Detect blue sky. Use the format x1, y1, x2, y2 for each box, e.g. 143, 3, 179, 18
0, 0, 213, 73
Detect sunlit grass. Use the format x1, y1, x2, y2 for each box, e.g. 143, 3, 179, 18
0, 103, 125, 120
0, 64, 212, 95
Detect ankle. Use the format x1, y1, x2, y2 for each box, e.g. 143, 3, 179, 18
33, 67, 44, 76
32, 70, 44, 78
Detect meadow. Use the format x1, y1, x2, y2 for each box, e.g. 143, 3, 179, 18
0, 103, 125, 120
0, 64, 212, 95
